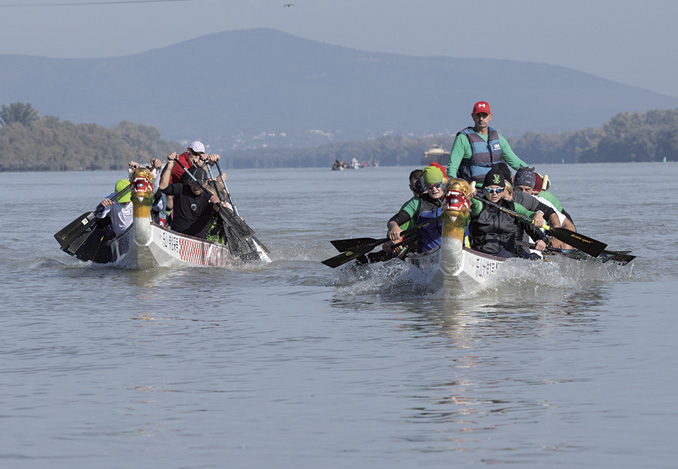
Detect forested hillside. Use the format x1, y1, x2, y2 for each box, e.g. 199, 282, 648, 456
1, 103, 675, 172
511, 109, 678, 164
0, 103, 177, 172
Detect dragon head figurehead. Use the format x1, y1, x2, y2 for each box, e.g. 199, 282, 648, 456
442, 178, 473, 242
131, 167, 155, 217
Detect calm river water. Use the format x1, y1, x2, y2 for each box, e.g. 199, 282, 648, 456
1, 163, 677, 468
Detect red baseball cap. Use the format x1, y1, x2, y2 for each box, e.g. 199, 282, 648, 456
472, 101, 491, 115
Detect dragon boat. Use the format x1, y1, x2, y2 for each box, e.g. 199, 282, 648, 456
405, 178, 633, 293
323, 177, 632, 293
58, 167, 270, 269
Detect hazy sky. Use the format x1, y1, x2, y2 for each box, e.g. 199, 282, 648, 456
0, 0, 675, 97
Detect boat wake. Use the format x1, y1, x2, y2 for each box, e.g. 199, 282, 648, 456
332, 255, 635, 300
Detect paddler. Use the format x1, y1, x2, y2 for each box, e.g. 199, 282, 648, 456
387, 166, 446, 254
491, 162, 569, 248
69, 178, 133, 263
96, 179, 133, 237
364, 169, 425, 262
469, 170, 548, 259
160, 140, 224, 214
513, 166, 576, 235
158, 154, 225, 239
488, 162, 566, 239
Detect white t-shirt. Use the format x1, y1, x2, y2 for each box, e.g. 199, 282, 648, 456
96, 192, 133, 236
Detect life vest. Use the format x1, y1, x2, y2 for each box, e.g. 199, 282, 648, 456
470, 198, 520, 255
458, 127, 503, 184
414, 196, 444, 253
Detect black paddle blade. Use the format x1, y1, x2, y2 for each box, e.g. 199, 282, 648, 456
54, 211, 96, 249
330, 226, 427, 253
599, 250, 635, 265
330, 237, 379, 252
218, 206, 255, 238
558, 248, 635, 265
549, 227, 607, 257
321, 242, 384, 268
213, 213, 269, 263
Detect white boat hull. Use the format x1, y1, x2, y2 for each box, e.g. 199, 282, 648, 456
407, 242, 505, 294
110, 221, 235, 269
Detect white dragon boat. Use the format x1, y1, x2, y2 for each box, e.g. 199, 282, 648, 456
59, 167, 270, 269
405, 178, 632, 293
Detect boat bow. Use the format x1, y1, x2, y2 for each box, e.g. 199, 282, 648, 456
439, 179, 473, 277
131, 167, 155, 247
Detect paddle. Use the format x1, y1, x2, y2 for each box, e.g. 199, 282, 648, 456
517, 241, 635, 265
213, 161, 271, 261
321, 234, 417, 268
331, 236, 385, 253
558, 248, 635, 265
54, 183, 132, 250
479, 197, 607, 257
321, 217, 437, 269
206, 163, 269, 261
596, 250, 636, 265
354, 236, 419, 265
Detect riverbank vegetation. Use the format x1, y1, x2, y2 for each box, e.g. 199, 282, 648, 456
1, 103, 675, 171
0, 103, 177, 172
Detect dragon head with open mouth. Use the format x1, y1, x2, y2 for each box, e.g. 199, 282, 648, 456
130, 167, 155, 216
442, 178, 473, 241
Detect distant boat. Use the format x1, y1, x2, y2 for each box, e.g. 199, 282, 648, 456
421, 145, 450, 166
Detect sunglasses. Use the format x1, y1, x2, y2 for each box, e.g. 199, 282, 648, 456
485, 187, 505, 194
425, 182, 444, 191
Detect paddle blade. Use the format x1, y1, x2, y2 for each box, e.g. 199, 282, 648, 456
599, 251, 635, 265
54, 211, 96, 249
218, 207, 254, 238
250, 236, 272, 260
549, 227, 607, 257
330, 237, 379, 252
321, 243, 380, 268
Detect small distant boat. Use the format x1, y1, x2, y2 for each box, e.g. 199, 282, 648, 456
332, 157, 377, 170
421, 145, 450, 166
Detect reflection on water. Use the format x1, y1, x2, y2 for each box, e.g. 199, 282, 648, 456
326, 280, 615, 461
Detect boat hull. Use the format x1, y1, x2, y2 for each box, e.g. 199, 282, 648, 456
407, 243, 505, 294
111, 222, 235, 269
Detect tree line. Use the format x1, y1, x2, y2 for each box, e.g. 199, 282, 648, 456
1, 102, 675, 172
0, 103, 177, 172
510, 109, 678, 164
197, 108, 678, 168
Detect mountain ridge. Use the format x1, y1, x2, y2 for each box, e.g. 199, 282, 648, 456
1, 28, 676, 151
